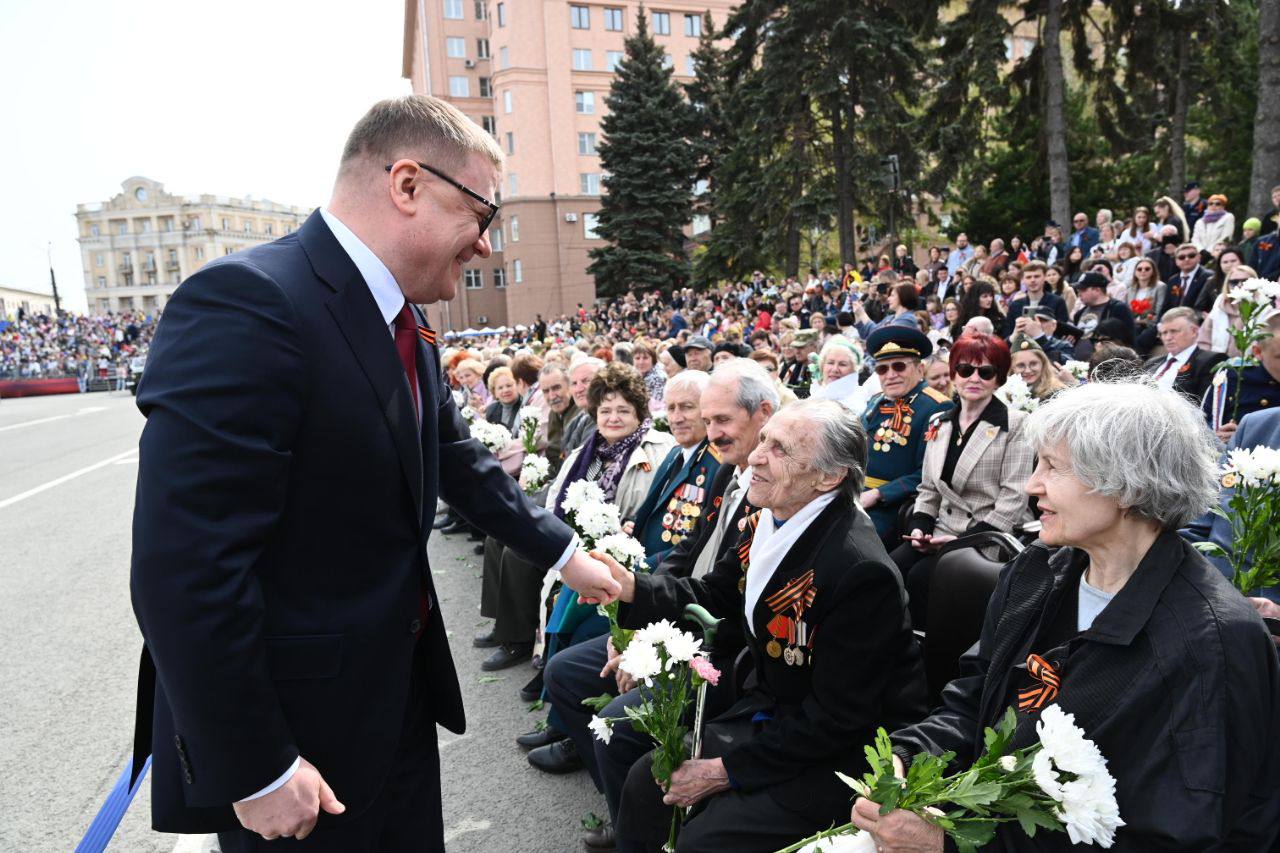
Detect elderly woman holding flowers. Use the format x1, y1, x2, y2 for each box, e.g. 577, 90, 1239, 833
853, 381, 1280, 851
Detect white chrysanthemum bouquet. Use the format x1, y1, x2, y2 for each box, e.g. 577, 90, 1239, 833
558, 481, 645, 647
516, 406, 542, 453
1219, 277, 1280, 422
996, 374, 1040, 413
589, 620, 722, 853
519, 454, 551, 496
778, 705, 1123, 853
1062, 360, 1090, 382
469, 419, 513, 455
1195, 445, 1280, 595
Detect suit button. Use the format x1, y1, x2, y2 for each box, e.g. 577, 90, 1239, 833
409, 619, 422, 634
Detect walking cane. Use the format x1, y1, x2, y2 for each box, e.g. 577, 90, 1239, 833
680, 596, 721, 763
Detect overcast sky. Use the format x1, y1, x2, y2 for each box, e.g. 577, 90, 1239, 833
0, 0, 412, 311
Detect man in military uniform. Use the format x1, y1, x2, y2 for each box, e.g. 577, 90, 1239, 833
860, 326, 955, 544
1203, 315, 1280, 444
629, 371, 723, 568
780, 329, 818, 399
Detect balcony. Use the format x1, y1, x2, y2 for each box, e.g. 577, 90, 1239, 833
118, 262, 133, 273
165, 260, 180, 271
142, 259, 157, 271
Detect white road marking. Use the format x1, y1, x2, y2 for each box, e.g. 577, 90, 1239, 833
113, 457, 139, 465
0, 448, 138, 510
0, 414, 71, 432
170, 834, 216, 853
77, 406, 109, 415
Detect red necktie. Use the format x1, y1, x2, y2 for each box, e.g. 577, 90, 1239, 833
394, 303, 421, 423
1154, 356, 1177, 380
394, 302, 429, 633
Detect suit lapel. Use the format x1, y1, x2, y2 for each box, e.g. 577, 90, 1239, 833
951, 422, 999, 492
633, 447, 683, 530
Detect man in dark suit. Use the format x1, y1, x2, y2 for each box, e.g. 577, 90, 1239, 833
609, 399, 928, 853
539, 359, 778, 851
1067, 211, 1100, 256
1145, 307, 1227, 402
129, 95, 619, 852
1166, 242, 1213, 309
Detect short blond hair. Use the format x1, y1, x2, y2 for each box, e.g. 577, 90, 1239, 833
340, 95, 503, 174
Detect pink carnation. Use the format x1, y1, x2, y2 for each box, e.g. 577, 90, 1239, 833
690, 656, 720, 686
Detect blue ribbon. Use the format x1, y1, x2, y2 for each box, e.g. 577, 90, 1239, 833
75, 754, 151, 853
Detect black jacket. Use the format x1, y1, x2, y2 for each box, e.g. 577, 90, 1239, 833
1143, 347, 1228, 404
624, 497, 928, 824
1001, 291, 1069, 338
1165, 266, 1212, 311
892, 533, 1280, 851
130, 212, 574, 832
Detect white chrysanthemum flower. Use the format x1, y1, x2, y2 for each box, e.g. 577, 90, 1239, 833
1034, 705, 1124, 848
517, 406, 542, 428
660, 629, 702, 666
521, 454, 550, 481
562, 479, 606, 514
619, 638, 662, 684
1227, 445, 1280, 486
1063, 360, 1090, 380
997, 373, 1040, 413
596, 532, 647, 571
588, 715, 613, 745
470, 420, 513, 454
1229, 278, 1280, 306
578, 501, 623, 542
635, 619, 682, 648
999, 755, 1018, 772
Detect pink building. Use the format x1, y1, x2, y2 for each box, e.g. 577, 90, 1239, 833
401, 0, 733, 331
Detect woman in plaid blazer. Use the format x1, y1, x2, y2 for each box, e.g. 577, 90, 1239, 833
890, 333, 1035, 628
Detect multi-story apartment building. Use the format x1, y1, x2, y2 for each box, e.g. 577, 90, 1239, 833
402, 0, 734, 331
75, 176, 310, 315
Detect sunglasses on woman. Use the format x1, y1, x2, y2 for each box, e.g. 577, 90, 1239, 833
874, 360, 915, 376
955, 363, 999, 380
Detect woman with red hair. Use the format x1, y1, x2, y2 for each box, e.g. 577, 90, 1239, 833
890, 333, 1036, 629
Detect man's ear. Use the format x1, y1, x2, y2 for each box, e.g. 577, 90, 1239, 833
386, 160, 421, 216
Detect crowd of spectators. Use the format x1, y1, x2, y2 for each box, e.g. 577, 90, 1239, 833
0, 309, 157, 382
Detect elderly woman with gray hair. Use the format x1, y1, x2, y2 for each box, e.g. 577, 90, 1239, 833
853, 381, 1280, 851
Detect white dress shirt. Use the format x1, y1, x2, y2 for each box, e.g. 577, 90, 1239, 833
1154, 344, 1195, 391
240, 209, 576, 804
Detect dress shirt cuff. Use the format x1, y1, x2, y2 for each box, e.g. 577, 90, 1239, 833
549, 534, 581, 573
237, 756, 300, 802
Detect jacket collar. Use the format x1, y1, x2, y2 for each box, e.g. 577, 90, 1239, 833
946, 394, 1008, 431
1062, 529, 1187, 646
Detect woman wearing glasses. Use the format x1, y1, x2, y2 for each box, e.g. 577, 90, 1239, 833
890, 333, 1034, 629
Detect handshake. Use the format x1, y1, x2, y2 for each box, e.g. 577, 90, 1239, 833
563, 549, 625, 604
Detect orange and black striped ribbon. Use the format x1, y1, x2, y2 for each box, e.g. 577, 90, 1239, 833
877, 398, 913, 434
764, 568, 817, 615
1017, 653, 1060, 712
737, 511, 762, 565
417, 325, 438, 346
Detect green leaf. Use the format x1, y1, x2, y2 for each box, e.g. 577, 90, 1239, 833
527, 698, 546, 712
581, 693, 613, 713
534, 719, 548, 733
477, 675, 506, 684
1193, 541, 1228, 558
581, 811, 603, 830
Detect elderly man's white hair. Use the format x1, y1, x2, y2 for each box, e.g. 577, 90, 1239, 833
1022, 380, 1219, 529
568, 356, 606, 374
709, 358, 780, 414
964, 316, 995, 335
665, 369, 710, 399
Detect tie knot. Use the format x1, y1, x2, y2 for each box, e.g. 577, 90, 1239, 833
395, 302, 416, 334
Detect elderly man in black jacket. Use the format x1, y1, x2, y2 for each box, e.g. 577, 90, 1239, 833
854, 381, 1280, 852
607, 398, 928, 853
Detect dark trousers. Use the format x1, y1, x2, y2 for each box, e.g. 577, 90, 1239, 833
217, 641, 443, 853
889, 541, 939, 631
479, 542, 543, 644
614, 740, 818, 853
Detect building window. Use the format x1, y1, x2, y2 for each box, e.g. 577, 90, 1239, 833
685, 55, 696, 75
95, 252, 104, 266
446, 37, 466, 58
604, 7, 623, 30
97, 276, 106, 288
221, 218, 230, 230
189, 216, 201, 230
496, 2, 505, 26
244, 220, 253, 233
225, 247, 234, 255
477, 37, 490, 58
265, 223, 274, 236
478, 77, 491, 97
583, 213, 602, 239
122, 251, 132, 265
513, 259, 523, 283
580, 173, 601, 195
494, 267, 507, 288
443, 0, 464, 19
117, 222, 128, 236
90, 224, 100, 237
578, 132, 597, 155
575, 90, 595, 113
168, 249, 178, 263
449, 76, 470, 97
684, 13, 701, 36
652, 11, 670, 34
490, 226, 504, 251
661, 53, 673, 70
482, 115, 497, 135
508, 173, 518, 196
162, 218, 174, 232
606, 50, 624, 71
503, 90, 513, 113
499, 45, 510, 68
475, 0, 487, 19
570, 4, 589, 28
505, 131, 515, 154
510, 216, 520, 242
464, 269, 484, 289
195, 246, 205, 260
139, 219, 151, 233
572, 48, 593, 70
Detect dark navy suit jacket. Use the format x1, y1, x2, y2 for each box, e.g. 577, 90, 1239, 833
130, 211, 573, 832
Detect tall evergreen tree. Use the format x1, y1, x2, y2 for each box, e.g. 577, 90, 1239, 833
685, 10, 728, 227
587, 9, 696, 296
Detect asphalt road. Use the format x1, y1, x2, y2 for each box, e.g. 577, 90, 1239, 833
0, 391, 599, 852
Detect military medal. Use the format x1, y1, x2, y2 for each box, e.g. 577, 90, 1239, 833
661, 530, 672, 542
767, 639, 782, 658
783, 646, 796, 665
695, 474, 705, 486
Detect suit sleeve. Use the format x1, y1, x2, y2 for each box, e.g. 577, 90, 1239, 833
621, 526, 744, 634
130, 261, 305, 805
980, 423, 1034, 532
909, 438, 943, 534
436, 373, 574, 568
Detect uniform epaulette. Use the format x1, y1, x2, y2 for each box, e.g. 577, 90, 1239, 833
922, 386, 952, 404
706, 441, 723, 463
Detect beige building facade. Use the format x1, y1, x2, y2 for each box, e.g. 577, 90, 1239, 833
75, 177, 310, 315
0, 285, 59, 320
402, 0, 733, 331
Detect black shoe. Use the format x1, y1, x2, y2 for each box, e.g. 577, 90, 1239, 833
473, 543, 486, 556
518, 671, 544, 702
473, 629, 499, 649
582, 824, 616, 851
468, 530, 484, 542
528, 738, 583, 774
439, 521, 469, 535
433, 515, 454, 530
481, 643, 533, 671
516, 724, 566, 750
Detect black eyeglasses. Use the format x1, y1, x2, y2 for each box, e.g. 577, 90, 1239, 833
955, 363, 999, 380
874, 360, 916, 376
1176, 253, 1199, 260
385, 161, 500, 235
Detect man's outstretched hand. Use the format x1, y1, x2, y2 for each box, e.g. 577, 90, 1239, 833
563, 550, 622, 604
590, 550, 636, 603
233, 757, 345, 841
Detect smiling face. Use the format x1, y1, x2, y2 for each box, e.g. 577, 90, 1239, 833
595, 392, 640, 444
492, 373, 519, 405
876, 356, 922, 400
821, 348, 857, 384
1025, 440, 1125, 547
663, 383, 706, 448
541, 369, 571, 413
1011, 350, 1043, 386
925, 360, 952, 394
570, 363, 599, 409
746, 408, 844, 519
700, 380, 770, 468
633, 350, 654, 373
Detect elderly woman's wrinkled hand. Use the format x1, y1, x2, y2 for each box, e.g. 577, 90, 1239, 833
851, 798, 944, 853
